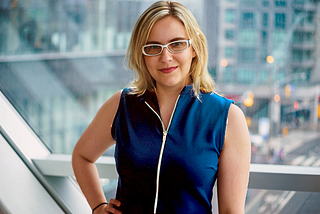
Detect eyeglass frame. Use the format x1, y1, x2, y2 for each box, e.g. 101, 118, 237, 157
142, 39, 192, 56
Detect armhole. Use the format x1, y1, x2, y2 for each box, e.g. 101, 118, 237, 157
225, 119, 229, 140
222, 101, 234, 150
111, 89, 124, 141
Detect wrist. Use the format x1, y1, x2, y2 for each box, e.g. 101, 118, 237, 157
92, 202, 108, 214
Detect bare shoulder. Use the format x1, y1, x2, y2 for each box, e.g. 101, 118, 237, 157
97, 90, 122, 116
226, 104, 249, 141
228, 103, 246, 124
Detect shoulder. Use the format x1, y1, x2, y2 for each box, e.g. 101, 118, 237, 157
201, 92, 233, 103
210, 93, 233, 103
98, 90, 122, 116
199, 92, 234, 110
227, 104, 246, 126
225, 104, 250, 145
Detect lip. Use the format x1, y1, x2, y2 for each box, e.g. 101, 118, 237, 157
158, 66, 178, 74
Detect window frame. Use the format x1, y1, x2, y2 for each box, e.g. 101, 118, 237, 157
0, 91, 91, 213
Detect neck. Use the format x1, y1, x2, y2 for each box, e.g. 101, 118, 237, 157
155, 84, 184, 106
155, 77, 192, 102
154, 84, 185, 130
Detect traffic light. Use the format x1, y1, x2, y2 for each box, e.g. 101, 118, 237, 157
285, 84, 291, 98
243, 91, 254, 107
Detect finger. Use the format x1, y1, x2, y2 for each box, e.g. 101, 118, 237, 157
109, 198, 121, 207
106, 204, 122, 214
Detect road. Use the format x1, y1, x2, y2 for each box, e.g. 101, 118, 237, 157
245, 129, 320, 214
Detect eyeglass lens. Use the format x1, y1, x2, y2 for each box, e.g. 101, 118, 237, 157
144, 41, 188, 55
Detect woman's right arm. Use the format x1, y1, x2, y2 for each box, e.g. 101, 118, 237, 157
72, 91, 122, 214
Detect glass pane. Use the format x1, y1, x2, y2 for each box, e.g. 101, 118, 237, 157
225, 9, 236, 23
246, 190, 320, 214
1, 0, 319, 212
0, 0, 206, 155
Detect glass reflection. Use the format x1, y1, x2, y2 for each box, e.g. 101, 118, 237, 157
0, 0, 319, 166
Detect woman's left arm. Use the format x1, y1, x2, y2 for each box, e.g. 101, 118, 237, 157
217, 104, 251, 214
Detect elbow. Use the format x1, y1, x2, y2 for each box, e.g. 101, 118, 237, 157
71, 143, 86, 171
71, 146, 80, 172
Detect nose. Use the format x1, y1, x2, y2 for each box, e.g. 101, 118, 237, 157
160, 47, 173, 62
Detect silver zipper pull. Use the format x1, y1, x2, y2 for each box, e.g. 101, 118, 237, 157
163, 130, 167, 139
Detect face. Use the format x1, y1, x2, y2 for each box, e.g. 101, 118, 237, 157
144, 16, 196, 91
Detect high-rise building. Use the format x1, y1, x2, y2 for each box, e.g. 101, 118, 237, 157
213, 0, 320, 134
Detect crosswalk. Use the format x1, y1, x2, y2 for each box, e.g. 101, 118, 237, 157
290, 155, 320, 166
253, 154, 319, 214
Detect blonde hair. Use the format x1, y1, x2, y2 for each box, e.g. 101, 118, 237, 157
125, 0, 214, 96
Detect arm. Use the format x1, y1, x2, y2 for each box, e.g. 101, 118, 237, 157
72, 91, 122, 214
217, 104, 251, 214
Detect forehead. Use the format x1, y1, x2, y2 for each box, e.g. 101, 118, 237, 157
147, 16, 188, 43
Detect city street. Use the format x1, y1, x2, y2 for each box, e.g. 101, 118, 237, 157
245, 129, 320, 214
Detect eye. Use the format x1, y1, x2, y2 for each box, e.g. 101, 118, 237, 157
150, 45, 161, 49
172, 42, 181, 47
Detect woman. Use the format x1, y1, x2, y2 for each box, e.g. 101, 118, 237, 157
72, 1, 251, 214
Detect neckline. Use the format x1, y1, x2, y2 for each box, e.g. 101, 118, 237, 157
179, 84, 194, 96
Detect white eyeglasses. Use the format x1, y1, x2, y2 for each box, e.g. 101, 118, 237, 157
142, 40, 191, 56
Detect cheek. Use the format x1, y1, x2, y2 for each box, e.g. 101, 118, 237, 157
144, 57, 158, 79
144, 57, 153, 71
180, 52, 194, 68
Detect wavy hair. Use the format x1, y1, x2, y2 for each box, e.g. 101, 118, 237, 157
124, 0, 215, 96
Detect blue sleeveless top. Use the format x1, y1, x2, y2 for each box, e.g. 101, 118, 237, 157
112, 85, 233, 213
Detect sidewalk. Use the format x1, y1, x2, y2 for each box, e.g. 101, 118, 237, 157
253, 129, 320, 164
264, 129, 320, 153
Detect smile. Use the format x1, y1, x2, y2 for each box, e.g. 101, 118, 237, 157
158, 66, 178, 74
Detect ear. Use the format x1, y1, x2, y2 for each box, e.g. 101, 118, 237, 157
192, 48, 197, 58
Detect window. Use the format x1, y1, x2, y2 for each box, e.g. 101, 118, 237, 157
292, 49, 301, 62
239, 30, 257, 46
260, 48, 268, 62
238, 48, 256, 63
208, 67, 217, 78
292, 31, 314, 44
293, 31, 304, 44
224, 66, 234, 83
241, 12, 256, 29
306, 11, 315, 24
292, 68, 311, 83
275, 0, 286, 6
258, 69, 269, 83
262, 13, 268, 27
237, 68, 255, 83
225, 9, 236, 23
293, 0, 305, 3
1, 1, 320, 213
275, 13, 286, 29
224, 47, 235, 57
261, 31, 268, 44
225, 29, 235, 40
262, 0, 270, 6
294, 10, 315, 25
292, 49, 312, 62
240, 0, 257, 6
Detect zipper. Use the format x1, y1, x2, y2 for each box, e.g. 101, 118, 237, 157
145, 95, 181, 214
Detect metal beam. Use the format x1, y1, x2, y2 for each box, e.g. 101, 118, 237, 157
33, 154, 320, 193
249, 164, 320, 192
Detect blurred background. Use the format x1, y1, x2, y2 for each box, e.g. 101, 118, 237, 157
0, 0, 319, 213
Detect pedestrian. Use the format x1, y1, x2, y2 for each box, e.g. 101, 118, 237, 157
72, 1, 251, 213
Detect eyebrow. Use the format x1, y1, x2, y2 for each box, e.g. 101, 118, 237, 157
146, 37, 187, 45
